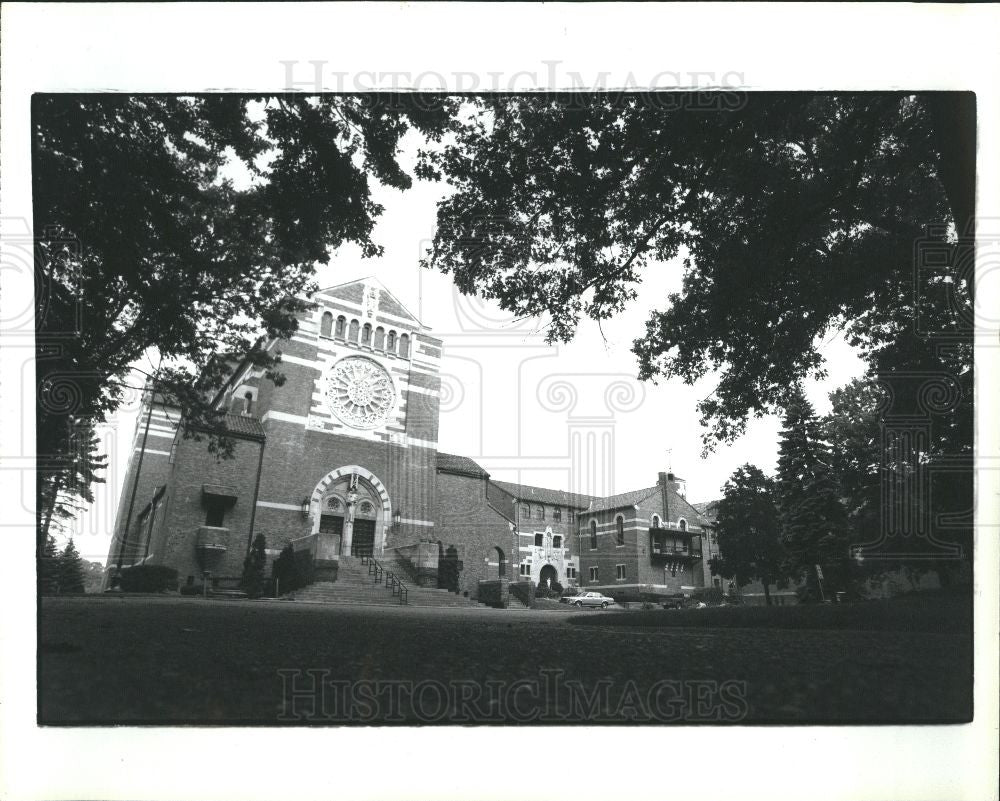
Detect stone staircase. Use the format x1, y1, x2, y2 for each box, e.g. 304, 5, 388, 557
288, 555, 480, 609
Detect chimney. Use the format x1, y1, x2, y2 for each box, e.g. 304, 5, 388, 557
658, 472, 669, 520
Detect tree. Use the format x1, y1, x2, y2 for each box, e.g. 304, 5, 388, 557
242, 533, 267, 598
823, 379, 883, 560
419, 93, 973, 448
34, 94, 455, 543
776, 387, 850, 597
57, 539, 87, 594
708, 464, 787, 605
39, 534, 61, 595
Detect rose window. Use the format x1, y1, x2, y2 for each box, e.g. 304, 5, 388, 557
323, 356, 396, 429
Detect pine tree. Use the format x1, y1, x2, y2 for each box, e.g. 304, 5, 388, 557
39, 534, 61, 595
242, 533, 267, 598
57, 539, 87, 594
776, 387, 850, 598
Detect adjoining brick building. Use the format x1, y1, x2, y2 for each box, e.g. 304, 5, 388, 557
105, 278, 714, 603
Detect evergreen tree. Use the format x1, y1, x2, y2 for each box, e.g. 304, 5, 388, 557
242, 533, 267, 598
39, 534, 61, 595
57, 539, 87, 594
709, 464, 789, 606
776, 387, 850, 598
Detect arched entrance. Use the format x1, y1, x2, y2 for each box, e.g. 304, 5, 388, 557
538, 564, 558, 590
309, 466, 391, 559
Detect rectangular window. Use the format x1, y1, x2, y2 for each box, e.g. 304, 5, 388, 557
567, 510, 574, 523
553, 535, 562, 549
589, 566, 599, 582
566, 566, 576, 579
616, 564, 626, 580
534, 532, 543, 547
204, 497, 226, 528
519, 562, 531, 577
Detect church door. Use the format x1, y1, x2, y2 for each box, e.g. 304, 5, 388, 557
352, 518, 376, 557
318, 514, 343, 560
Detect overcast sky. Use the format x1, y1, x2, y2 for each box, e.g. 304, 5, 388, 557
70, 125, 866, 563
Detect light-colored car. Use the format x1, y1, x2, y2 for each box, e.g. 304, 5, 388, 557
570, 591, 616, 609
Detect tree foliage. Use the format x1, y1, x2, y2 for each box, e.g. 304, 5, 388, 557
709, 464, 788, 604
56, 539, 87, 594
419, 92, 973, 448
34, 94, 455, 539
776, 387, 850, 595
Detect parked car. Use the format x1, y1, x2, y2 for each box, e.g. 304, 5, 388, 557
569, 591, 616, 609
559, 590, 584, 604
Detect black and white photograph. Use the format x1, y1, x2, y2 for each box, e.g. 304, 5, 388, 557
1, 4, 998, 801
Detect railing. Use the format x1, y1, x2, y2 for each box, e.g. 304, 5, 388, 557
360, 554, 408, 605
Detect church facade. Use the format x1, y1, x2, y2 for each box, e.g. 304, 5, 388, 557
106, 279, 713, 603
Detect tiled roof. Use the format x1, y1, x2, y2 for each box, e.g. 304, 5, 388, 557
489, 480, 594, 510
436, 452, 490, 479
221, 413, 266, 440
585, 486, 660, 513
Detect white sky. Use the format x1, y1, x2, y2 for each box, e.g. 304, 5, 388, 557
70, 126, 866, 563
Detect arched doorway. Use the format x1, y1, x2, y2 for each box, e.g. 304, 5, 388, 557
538, 563, 558, 590
495, 547, 507, 578
310, 466, 391, 558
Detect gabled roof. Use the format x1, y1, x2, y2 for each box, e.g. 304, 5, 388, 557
489, 480, 594, 510
437, 452, 490, 479
690, 500, 721, 523
586, 486, 660, 513
314, 277, 425, 328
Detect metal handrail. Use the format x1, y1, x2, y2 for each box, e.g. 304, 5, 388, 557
361, 555, 408, 604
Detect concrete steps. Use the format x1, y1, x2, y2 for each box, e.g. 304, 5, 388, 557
288, 555, 480, 608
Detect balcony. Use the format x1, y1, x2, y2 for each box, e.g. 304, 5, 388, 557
196, 526, 231, 554
650, 529, 702, 561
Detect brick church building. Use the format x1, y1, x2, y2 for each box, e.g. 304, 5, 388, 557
106, 279, 713, 603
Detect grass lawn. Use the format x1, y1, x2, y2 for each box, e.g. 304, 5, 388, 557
568, 591, 972, 634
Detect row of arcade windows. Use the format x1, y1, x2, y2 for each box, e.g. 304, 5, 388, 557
319, 312, 410, 358
519, 504, 569, 522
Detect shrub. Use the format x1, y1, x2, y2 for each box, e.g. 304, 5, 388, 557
692, 586, 725, 605
118, 564, 179, 593
272, 544, 314, 593
241, 533, 267, 598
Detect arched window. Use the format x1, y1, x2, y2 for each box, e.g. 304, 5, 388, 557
495, 547, 506, 578
387, 330, 396, 352
335, 316, 346, 339
320, 311, 333, 338
399, 333, 410, 358
521, 503, 531, 519
679, 518, 687, 532
536, 505, 545, 520
374, 326, 385, 350
652, 515, 661, 529
616, 515, 625, 546
348, 319, 359, 342
590, 520, 598, 550
362, 323, 372, 346
243, 391, 254, 415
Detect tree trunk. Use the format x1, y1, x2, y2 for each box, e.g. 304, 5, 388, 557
762, 581, 772, 606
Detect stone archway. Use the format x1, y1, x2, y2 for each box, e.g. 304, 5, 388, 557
538, 563, 558, 590
309, 465, 391, 557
